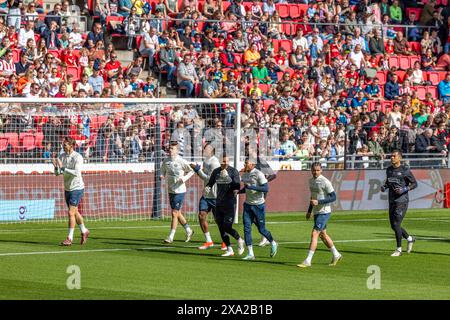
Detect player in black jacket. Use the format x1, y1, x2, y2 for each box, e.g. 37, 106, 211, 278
381, 150, 418, 256
206, 156, 245, 257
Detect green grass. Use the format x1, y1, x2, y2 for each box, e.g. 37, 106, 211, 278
0, 209, 450, 300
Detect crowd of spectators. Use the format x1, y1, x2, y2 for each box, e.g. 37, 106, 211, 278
1, 0, 450, 168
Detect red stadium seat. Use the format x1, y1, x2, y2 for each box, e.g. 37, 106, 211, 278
3, 133, 18, 149
376, 71, 387, 85
426, 71, 441, 85
409, 55, 420, 67
395, 70, 406, 83
415, 86, 427, 99
35, 132, 44, 148
381, 101, 393, 112
279, 39, 293, 54
276, 4, 289, 18
405, 8, 422, 21
12, 49, 20, 63
426, 86, 438, 99
297, 4, 308, 15
438, 71, 447, 82
258, 84, 269, 93
289, 4, 301, 19
234, 53, 243, 65
399, 56, 410, 70
388, 56, 399, 69
263, 99, 276, 112
0, 138, 8, 152
283, 23, 296, 37
409, 42, 421, 53
22, 135, 36, 151
272, 39, 280, 53
67, 66, 80, 82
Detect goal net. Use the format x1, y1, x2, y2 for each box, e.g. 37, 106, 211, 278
0, 98, 244, 223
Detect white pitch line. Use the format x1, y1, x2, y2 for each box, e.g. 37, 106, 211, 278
0, 237, 449, 257
0, 217, 449, 234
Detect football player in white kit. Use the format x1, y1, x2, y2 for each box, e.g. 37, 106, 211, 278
161, 143, 195, 243
190, 144, 222, 250
53, 137, 90, 246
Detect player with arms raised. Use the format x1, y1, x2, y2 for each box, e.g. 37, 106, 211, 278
206, 155, 245, 257
53, 137, 90, 246
298, 162, 342, 268
381, 150, 417, 256
190, 144, 222, 250
161, 142, 195, 243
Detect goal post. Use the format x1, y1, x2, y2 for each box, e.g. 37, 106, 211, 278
0, 98, 243, 224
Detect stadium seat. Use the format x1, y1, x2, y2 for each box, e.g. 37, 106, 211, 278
12, 49, 20, 63
222, 1, 231, 12
280, 39, 293, 54
258, 84, 269, 93
34, 132, 44, 149
426, 86, 438, 99
395, 70, 406, 83
415, 86, 427, 99
438, 71, 447, 82
405, 8, 422, 21
283, 23, 296, 37
263, 99, 276, 112
388, 56, 399, 69
409, 55, 420, 67
277, 72, 284, 81
48, 49, 61, 60
67, 66, 80, 82
297, 4, 308, 15
426, 71, 441, 85
381, 101, 393, 112
234, 53, 243, 65
0, 138, 8, 152
399, 56, 410, 70
22, 135, 36, 151
272, 39, 280, 53
276, 4, 289, 18
376, 71, 387, 85
289, 4, 301, 19
409, 42, 421, 53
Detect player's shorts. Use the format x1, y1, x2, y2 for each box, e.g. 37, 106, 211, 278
313, 212, 331, 231
199, 196, 216, 213
169, 193, 185, 210
65, 189, 84, 207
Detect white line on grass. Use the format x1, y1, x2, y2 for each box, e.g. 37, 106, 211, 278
0, 237, 448, 257
1, 217, 449, 234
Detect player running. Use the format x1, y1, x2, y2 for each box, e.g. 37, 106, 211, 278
161, 142, 195, 243
206, 155, 245, 257
298, 162, 342, 268
240, 158, 278, 260
53, 137, 90, 246
190, 144, 222, 250
380, 150, 417, 256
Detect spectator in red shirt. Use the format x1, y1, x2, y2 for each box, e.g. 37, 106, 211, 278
105, 52, 122, 81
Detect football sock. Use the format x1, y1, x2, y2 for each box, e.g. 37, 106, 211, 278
248, 245, 254, 256
397, 247, 402, 252
204, 232, 212, 243
78, 224, 88, 234
68, 228, 75, 241
169, 229, 176, 240
330, 246, 340, 257
183, 224, 192, 233
306, 250, 315, 264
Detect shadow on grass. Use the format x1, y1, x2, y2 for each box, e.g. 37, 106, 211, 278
0, 239, 55, 246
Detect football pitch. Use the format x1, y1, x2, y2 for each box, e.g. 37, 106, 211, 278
0, 209, 449, 300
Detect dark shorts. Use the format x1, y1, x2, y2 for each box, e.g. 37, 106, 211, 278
216, 204, 235, 224
199, 196, 216, 213
389, 202, 408, 226
169, 193, 185, 210
313, 213, 331, 231
65, 189, 84, 208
